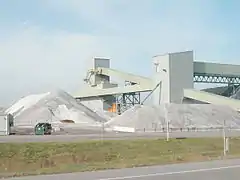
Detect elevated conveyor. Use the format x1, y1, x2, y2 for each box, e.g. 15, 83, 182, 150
75, 84, 153, 98
78, 59, 154, 114
193, 62, 240, 84
76, 67, 153, 98
194, 62, 240, 77
184, 89, 240, 111
94, 67, 152, 85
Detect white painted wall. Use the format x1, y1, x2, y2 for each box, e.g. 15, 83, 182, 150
93, 58, 110, 69
169, 51, 194, 103
152, 51, 194, 104
93, 58, 110, 85
152, 54, 170, 104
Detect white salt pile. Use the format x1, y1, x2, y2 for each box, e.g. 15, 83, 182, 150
105, 104, 240, 132
5, 89, 107, 127
81, 99, 113, 120
6, 92, 50, 117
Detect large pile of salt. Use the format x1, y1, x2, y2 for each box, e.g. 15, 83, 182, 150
5, 89, 107, 127
106, 104, 240, 131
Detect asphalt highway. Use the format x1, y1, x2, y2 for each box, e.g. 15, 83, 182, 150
1, 130, 240, 143
7, 159, 240, 180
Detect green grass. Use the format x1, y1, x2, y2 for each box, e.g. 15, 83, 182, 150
1, 137, 240, 177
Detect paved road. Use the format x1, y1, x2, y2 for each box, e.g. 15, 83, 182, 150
1, 130, 240, 143
7, 159, 240, 179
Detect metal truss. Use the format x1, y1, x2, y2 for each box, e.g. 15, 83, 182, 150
193, 73, 240, 84
116, 81, 141, 114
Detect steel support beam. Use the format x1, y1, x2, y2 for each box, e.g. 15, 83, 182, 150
193, 73, 240, 84
194, 73, 240, 97
115, 81, 141, 114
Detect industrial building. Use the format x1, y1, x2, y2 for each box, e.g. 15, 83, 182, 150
75, 51, 240, 113
1, 50, 240, 135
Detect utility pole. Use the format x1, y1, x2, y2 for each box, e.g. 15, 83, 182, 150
223, 119, 229, 156
164, 104, 169, 141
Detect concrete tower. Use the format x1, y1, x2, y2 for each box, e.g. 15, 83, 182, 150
152, 51, 194, 104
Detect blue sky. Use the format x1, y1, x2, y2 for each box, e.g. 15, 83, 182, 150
0, 0, 240, 105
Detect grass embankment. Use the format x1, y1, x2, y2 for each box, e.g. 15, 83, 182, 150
1, 138, 240, 177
